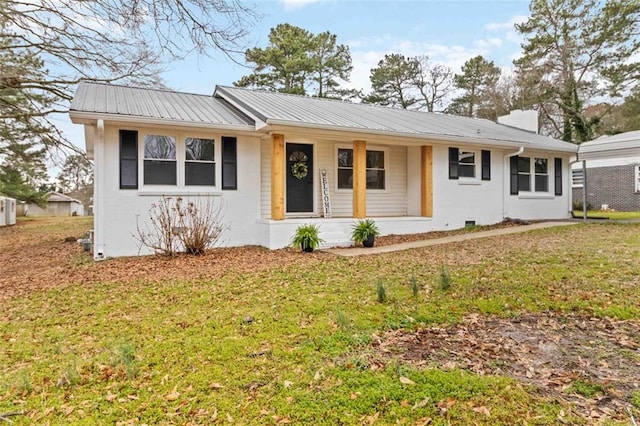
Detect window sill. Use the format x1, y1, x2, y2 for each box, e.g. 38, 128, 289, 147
517, 193, 554, 200
458, 179, 482, 186
137, 190, 223, 197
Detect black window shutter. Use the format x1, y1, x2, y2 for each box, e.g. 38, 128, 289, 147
481, 150, 491, 181
554, 157, 563, 196
222, 136, 237, 190
119, 130, 138, 189
448, 147, 459, 180
510, 155, 519, 195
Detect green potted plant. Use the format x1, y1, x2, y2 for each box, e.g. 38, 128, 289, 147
351, 218, 380, 247
291, 223, 324, 252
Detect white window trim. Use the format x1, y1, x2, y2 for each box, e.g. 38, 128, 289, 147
138, 130, 222, 193
517, 156, 551, 194
334, 144, 389, 192
457, 149, 481, 183
635, 164, 640, 193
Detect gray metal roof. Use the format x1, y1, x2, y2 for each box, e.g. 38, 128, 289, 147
578, 131, 640, 160
215, 86, 578, 153
70, 81, 254, 129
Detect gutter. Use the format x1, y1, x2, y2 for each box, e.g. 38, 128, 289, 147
68, 111, 259, 134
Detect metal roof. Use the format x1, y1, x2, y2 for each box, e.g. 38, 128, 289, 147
70, 81, 255, 129
215, 86, 578, 153
577, 131, 640, 160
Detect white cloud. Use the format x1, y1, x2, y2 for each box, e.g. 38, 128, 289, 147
484, 14, 528, 32
278, 0, 323, 11
344, 38, 488, 94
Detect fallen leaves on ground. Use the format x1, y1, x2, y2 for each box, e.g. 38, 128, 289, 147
376, 312, 640, 423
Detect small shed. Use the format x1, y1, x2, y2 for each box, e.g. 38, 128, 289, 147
27, 192, 85, 217
574, 131, 640, 211
0, 196, 17, 226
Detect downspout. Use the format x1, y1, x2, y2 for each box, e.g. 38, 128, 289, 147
503, 147, 524, 219
94, 119, 106, 260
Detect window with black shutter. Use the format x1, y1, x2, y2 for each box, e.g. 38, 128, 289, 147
119, 130, 138, 189
448, 147, 459, 180
222, 136, 237, 190
554, 158, 563, 196
510, 156, 519, 195
481, 150, 491, 181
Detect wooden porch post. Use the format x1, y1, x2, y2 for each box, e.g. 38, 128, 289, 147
353, 140, 367, 218
271, 133, 285, 220
421, 145, 433, 217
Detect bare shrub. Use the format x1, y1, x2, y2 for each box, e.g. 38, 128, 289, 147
134, 196, 226, 256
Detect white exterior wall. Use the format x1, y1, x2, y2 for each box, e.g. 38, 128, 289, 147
430, 145, 505, 230
92, 124, 572, 256
503, 150, 572, 220
95, 124, 262, 258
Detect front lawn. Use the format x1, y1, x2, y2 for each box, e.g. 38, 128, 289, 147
572, 210, 640, 220
1, 218, 639, 424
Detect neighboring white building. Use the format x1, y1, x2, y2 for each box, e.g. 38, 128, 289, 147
69, 82, 577, 259
0, 196, 17, 227
26, 192, 85, 217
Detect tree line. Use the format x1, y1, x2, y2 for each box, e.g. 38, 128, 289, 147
1, 0, 639, 204
234, 0, 640, 144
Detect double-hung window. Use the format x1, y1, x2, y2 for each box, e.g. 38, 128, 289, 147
337, 147, 386, 190
144, 135, 177, 185
458, 151, 476, 178
119, 130, 237, 190
534, 158, 549, 192
185, 137, 215, 186
510, 155, 558, 194
449, 147, 491, 180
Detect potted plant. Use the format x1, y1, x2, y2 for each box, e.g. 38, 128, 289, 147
291, 224, 324, 252
351, 218, 380, 247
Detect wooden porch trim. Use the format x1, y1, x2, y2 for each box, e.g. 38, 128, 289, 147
271, 133, 285, 220
353, 140, 367, 218
421, 145, 433, 217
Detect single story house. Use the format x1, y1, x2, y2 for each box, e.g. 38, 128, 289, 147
23, 192, 85, 217
572, 131, 640, 211
0, 196, 17, 227
69, 81, 578, 259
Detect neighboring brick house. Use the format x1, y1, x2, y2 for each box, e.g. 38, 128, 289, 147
573, 131, 640, 211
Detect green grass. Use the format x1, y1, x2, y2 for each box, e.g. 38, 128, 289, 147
573, 210, 640, 220
1, 219, 640, 424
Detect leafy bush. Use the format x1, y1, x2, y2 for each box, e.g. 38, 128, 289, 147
351, 218, 380, 244
291, 223, 324, 252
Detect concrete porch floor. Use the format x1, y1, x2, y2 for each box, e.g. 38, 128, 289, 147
324, 221, 580, 257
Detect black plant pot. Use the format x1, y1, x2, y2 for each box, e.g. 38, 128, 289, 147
302, 244, 314, 253
363, 235, 375, 248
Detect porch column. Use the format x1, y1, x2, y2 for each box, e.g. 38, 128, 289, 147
421, 145, 433, 217
353, 140, 367, 218
271, 133, 285, 220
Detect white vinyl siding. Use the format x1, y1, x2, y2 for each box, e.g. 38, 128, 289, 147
260, 141, 407, 218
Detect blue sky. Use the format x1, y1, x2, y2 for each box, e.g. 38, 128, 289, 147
58, 0, 532, 152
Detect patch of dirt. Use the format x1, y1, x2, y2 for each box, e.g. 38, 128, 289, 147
362, 219, 526, 247
0, 219, 329, 301
374, 313, 640, 423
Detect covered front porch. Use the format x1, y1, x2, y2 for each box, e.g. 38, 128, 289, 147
260, 133, 435, 249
